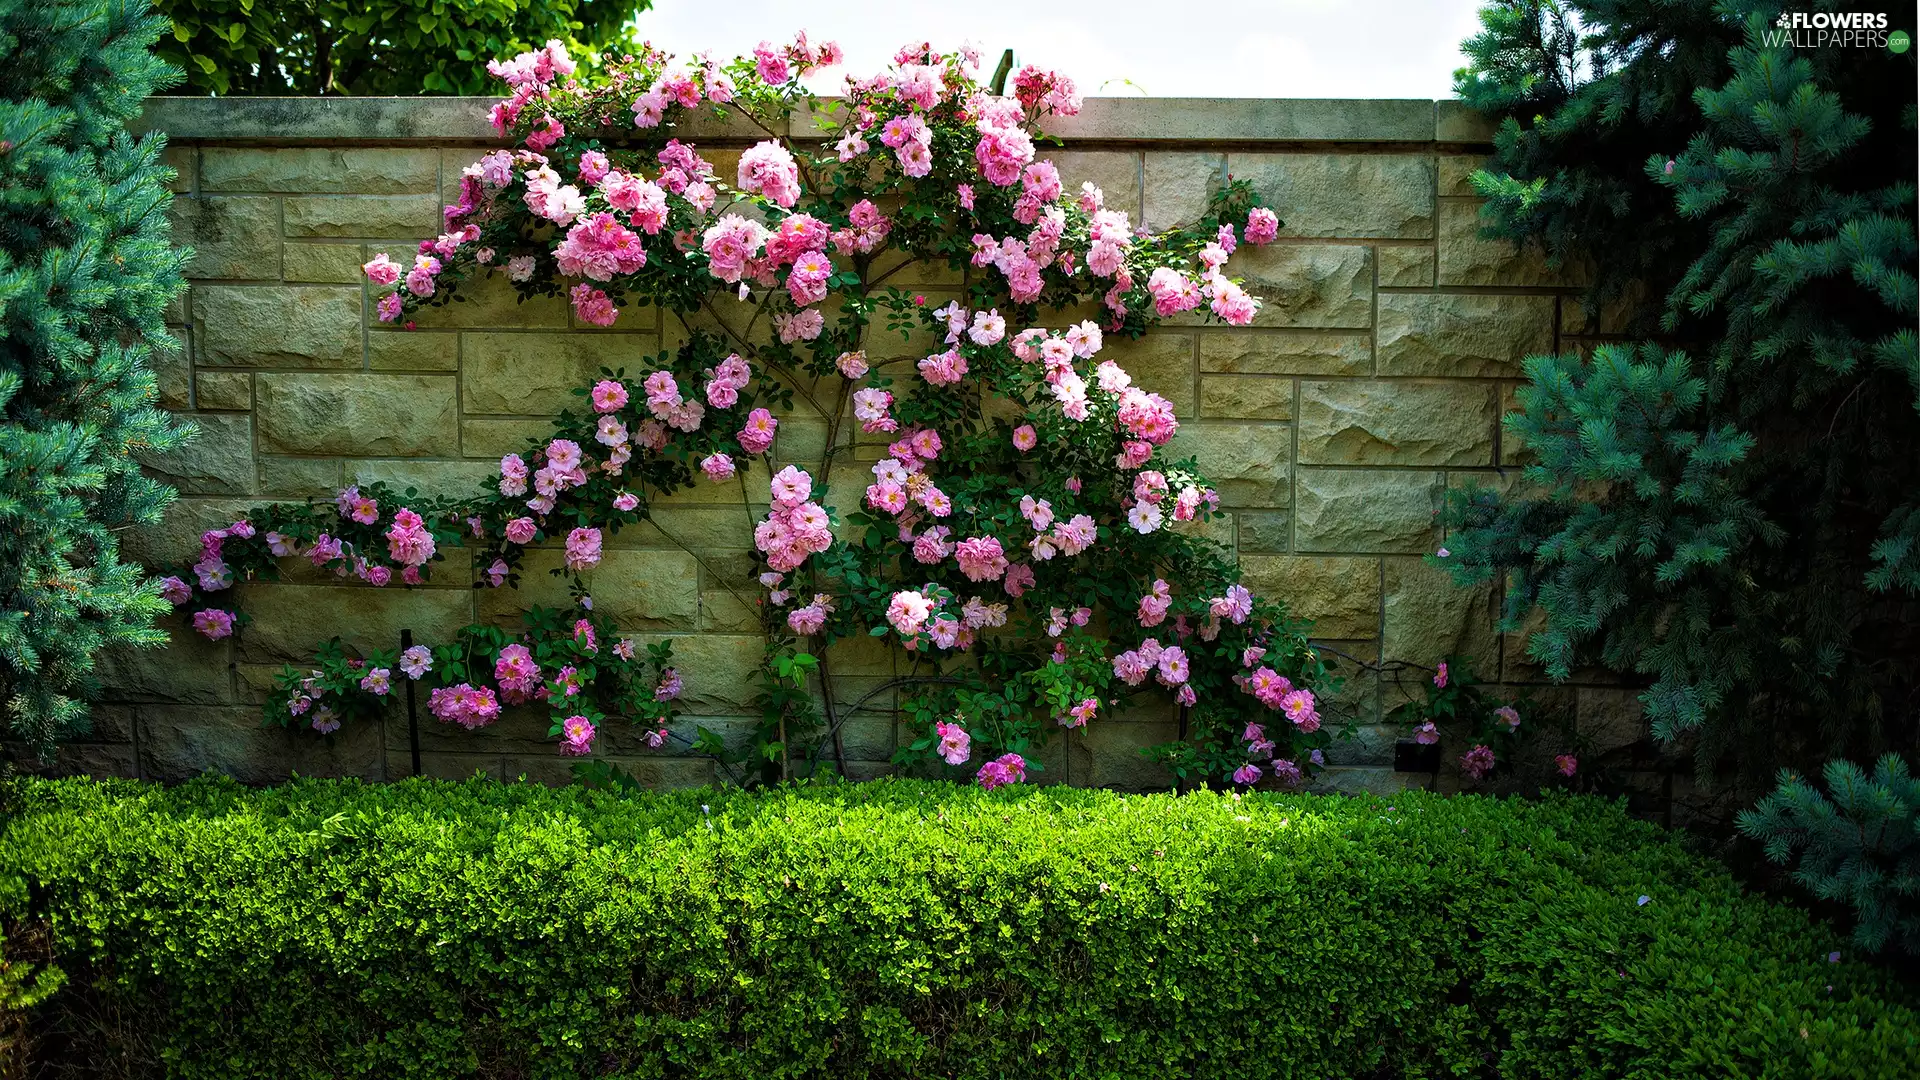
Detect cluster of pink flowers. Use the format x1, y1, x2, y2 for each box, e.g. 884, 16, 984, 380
495, 643, 542, 703
560, 715, 596, 755
564, 527, 602, 572
1241, 665, 1321, 732
384, 509, 436, 568
935, 720, 971, 765
738, 141, 802, 207
754, 466, 832, 572
429, 683, 502, 730
641, 370, 705, 433
1460, 743, 1497, 781
553, 212, 648, 281
1111, 638, 1196, 705
976, 752, 1027, 790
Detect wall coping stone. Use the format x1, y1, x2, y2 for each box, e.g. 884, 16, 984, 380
139, 96, 1494, 147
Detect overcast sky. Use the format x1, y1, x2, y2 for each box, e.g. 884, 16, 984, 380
629, 0, 1490, 99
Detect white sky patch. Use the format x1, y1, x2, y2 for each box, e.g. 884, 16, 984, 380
628, 0, 1489, 99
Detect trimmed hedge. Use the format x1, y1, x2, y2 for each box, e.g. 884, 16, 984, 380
1, 778, 1915, 1078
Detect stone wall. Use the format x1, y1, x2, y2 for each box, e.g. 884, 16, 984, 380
51, 96, 1648, 796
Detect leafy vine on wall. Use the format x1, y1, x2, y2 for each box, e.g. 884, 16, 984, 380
160, 34, 1369, 790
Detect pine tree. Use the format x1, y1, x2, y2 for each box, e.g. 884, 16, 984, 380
1444, 1, 1917, 778
1737, 754, 1920, 955
0, 0, 192, 755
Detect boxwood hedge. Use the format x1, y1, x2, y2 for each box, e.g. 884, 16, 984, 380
1, 777, 1914, 1078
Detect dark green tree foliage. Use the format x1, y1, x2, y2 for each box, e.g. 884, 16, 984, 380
1738, 754, 1919, 955
1443, 1, 1918, 776
155, 0, 655, 95
0, 0, 191, 754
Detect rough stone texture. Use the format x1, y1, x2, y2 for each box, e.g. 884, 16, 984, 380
1048, 151, 1143, 222
1200, 376, 1292, 420
234, 584, 474, 666
256, 374, 456, 456
1382, 557, 1499, 669
1376, 292, 1555, 377
478, 549, 699, 630
1438, 199, 1590, 287
1378, 245, 1435, 287
1229, 153, 1435, 239
170, 196, 281, 280
1297, 381, 1496, 466
1166, 423, 1291, 508
1219, 243, 1374, 329
194, 285, 362, 368
1142, 152, 1224, 230
136, 412, 254, 495
1200, 331, 1370, 376
1294, 469, 1443, 554
282, 242, 367, 283
200, 147, 440, 192
463, 332, 658, 415
1238, 555, 1381, 639
369, 330, 458, 372
194, 371, 252, 412
284, 195, 440, 238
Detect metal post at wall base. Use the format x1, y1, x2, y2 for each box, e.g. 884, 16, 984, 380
401, 628, 421, 778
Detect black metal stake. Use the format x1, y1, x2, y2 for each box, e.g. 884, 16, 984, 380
401, 627, 421, 778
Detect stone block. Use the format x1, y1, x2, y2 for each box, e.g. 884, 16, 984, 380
1377, 292, 1554, 377
478, 548, 699, 630
138, 703, 384, 783
136, 412, 254, 496
1200, 331, 1370, 376
1438, 199, 1590, 287
620, 507, 757, 552
259, 456, 344, 498
625, 633, 765, 714
162, 146, 194, 192
1142, 152, 1223, 230
408, 271, 570, 329
193, 286, 362, 369
284, 195, 441, 238
256, 374, 456, 457
1297, 381, 1495, 466
1378, 245, 1435, 287
1309, 766, 1433, 796
1437, 155, 1486, 197
1047, 150, 1142, 220
168, 196, 280, 280
1499, 382, 1531, 466
1199, 375, 1292, 421
368, 329, 458, 371
283, 242, 367, 284
1228, 153, 1435, 238
1102, 331, 1195, 415
154, 328, 191, 410
1435, 101, 1495, 143
1239, 555, 1381, 640
1324, 723, 1400, 768
1211, 243, 1373, 329
348, 460, 495, 497
1381, 557, 1499, 670
1164, 422, 1291, 507
6, 742, 137, 779
233, 583, 474, 666
194, 371, 252, 411
97, 629, 233, 705
461, 418, 551, 460
1238, 511, 1292, 553
1080, 720, 1179, 791
200, 148, 441, 193
1578, 687, 1648, 754
463, 332, 658, 415
120, 495, 259, 568
1294, 469, 1443, 554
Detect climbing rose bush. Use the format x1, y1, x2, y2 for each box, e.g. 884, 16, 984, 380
158, 34, 1345, 789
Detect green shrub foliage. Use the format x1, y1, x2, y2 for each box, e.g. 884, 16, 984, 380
154, 0, 655, 95
2, 777, 1915, 1077
1444, 1, 1918, 775
0, 0, 191, 754
1739, 753, 1920, 955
